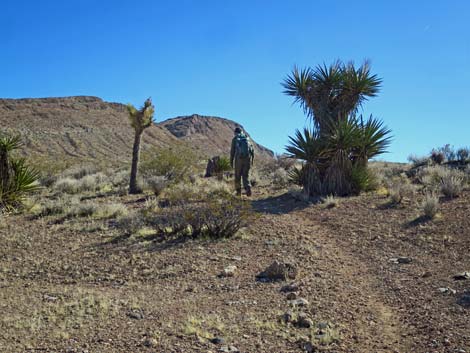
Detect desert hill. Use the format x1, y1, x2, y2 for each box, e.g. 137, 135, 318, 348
0, 96, 273, 165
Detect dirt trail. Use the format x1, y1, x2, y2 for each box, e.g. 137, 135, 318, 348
270, 203, 411, 352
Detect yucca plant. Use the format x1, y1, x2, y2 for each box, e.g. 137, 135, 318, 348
127, 98, 155, 194
0, 134, 40, 210
283, 61, 391, 196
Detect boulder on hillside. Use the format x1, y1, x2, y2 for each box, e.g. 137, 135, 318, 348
256, 260, 297, 282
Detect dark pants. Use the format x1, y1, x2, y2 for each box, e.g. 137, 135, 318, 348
234, 157, 251, 193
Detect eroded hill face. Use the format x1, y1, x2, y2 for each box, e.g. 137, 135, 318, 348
160, 114, 274, 160
0, 96, 273, 165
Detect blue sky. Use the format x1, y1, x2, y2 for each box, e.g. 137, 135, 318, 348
1, 0, 469, 162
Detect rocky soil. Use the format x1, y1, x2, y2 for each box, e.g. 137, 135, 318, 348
1, 186, 469, 352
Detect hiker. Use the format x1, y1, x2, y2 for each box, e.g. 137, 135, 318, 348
230, 127, 254, 196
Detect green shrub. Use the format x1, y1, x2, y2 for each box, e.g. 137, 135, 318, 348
140, 145, 200, 182
351, 164, 379, 194
214, 156, 231, 175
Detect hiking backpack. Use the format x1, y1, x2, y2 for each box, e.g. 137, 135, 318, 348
235, 134, 252, 158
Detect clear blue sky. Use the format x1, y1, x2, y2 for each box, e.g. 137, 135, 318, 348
1, 0, 469, 162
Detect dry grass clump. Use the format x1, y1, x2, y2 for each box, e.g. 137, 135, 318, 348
272, 168, 289, 188
33, 196, 78, 217
323, 195, 338, 208
94, 203, 128, 219
421, 193, 439, 219
62, 164, 100, 179
67, 202, 98, 218
387, 176, 415, 204
116, 211, 146, 235
53, 172, 109, 194
145, 176, 169, 197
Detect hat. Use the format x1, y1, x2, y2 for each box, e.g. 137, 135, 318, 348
234, 127, 242, 133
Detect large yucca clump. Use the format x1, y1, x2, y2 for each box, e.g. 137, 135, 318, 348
282, 60, 392, 196
0, 134, 40, 210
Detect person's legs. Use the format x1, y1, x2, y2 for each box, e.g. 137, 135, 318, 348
241, 158, 252, 196
234, 159, 242, 195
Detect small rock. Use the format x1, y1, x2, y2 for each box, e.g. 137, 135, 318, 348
397, 257, 412, 264
143, 338, 157, 347
280, 310, 294, 323
302, 341, 315, 353
256, 260, 297, 281
317, 322, 330, 330
43, 294, 59, 302
421, 271, 432, 278
288, 298, 309, 307
457, 293, 470, 308
286, 292, 298, 300
127, 310, 144, 320
438, 287, 456, 295
231, 256, 242, 261
210, 337, 225, 345
453, 272, 470, 280
281, 283, 299, 293
296, 313, 313, 328
219, 265, 237, 278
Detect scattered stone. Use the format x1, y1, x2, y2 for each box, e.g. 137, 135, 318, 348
210, 337, 225, 345
219, 345, 239, 352
389, 257, 412, 264
256, 260, 297, 281
219, 265, 237, 278
231, 256, 242, 262
143, 338, 157, 347
43, 294, 59, 302
317, 322, 330, 330
438, 287, 457, 295
302, 341, 315, 353
453, 272, 470, 280
281, 283, 299, 293
288, 298, 309, 307
296, 313, 313, 328
286, 292, 298, 300
280, 310, 294, 323
457, 293, 470, 308
421, 271, 432, 278
127, 310, 144, 320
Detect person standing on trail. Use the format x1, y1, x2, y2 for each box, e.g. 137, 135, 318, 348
230, 127, 254, 196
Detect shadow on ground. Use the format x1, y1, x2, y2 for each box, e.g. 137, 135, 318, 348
251, 193, 312, 215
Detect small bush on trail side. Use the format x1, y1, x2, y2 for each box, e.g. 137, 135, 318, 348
407, 154, 430, 168
53, 173, 108, 194
457, 147, 470, 163
273, 168, 289, 188
213, 156, 231, 176
149, 193, 250, 240
421, 193, 439, 219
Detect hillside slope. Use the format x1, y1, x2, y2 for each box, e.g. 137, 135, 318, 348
0, 96, 273, 164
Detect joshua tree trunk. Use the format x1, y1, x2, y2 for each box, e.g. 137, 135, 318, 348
0, 149, 9, 193
129, 130, 143, 194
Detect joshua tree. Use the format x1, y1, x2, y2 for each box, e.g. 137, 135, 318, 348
283, 61, 391, 196
127, 98, 155, 194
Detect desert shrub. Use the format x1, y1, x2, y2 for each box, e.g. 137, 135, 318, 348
417, 165, 451, 188
214, 156, 231, 175
287, 186, 310, 202
351, 165, 379, 194
430, 150, 445, 165
323, 195, 338, 208
150, 194, 250, 239
67, 202, 98, 218
407, 154, 430, 168
162, 179, 232, 206
146, 175, 169, 196
421, 193, 439, 219
440, 174, 464, 198
53, 173, 108, 194
436, 144, 456, 162
34, 197, 76, 217
457, 147, 470, 163
272, 167, 289, 188
110, 170, 129, 187
94, 203, 128, 219
140, 145, 200, 182
388, 177, 414, 204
